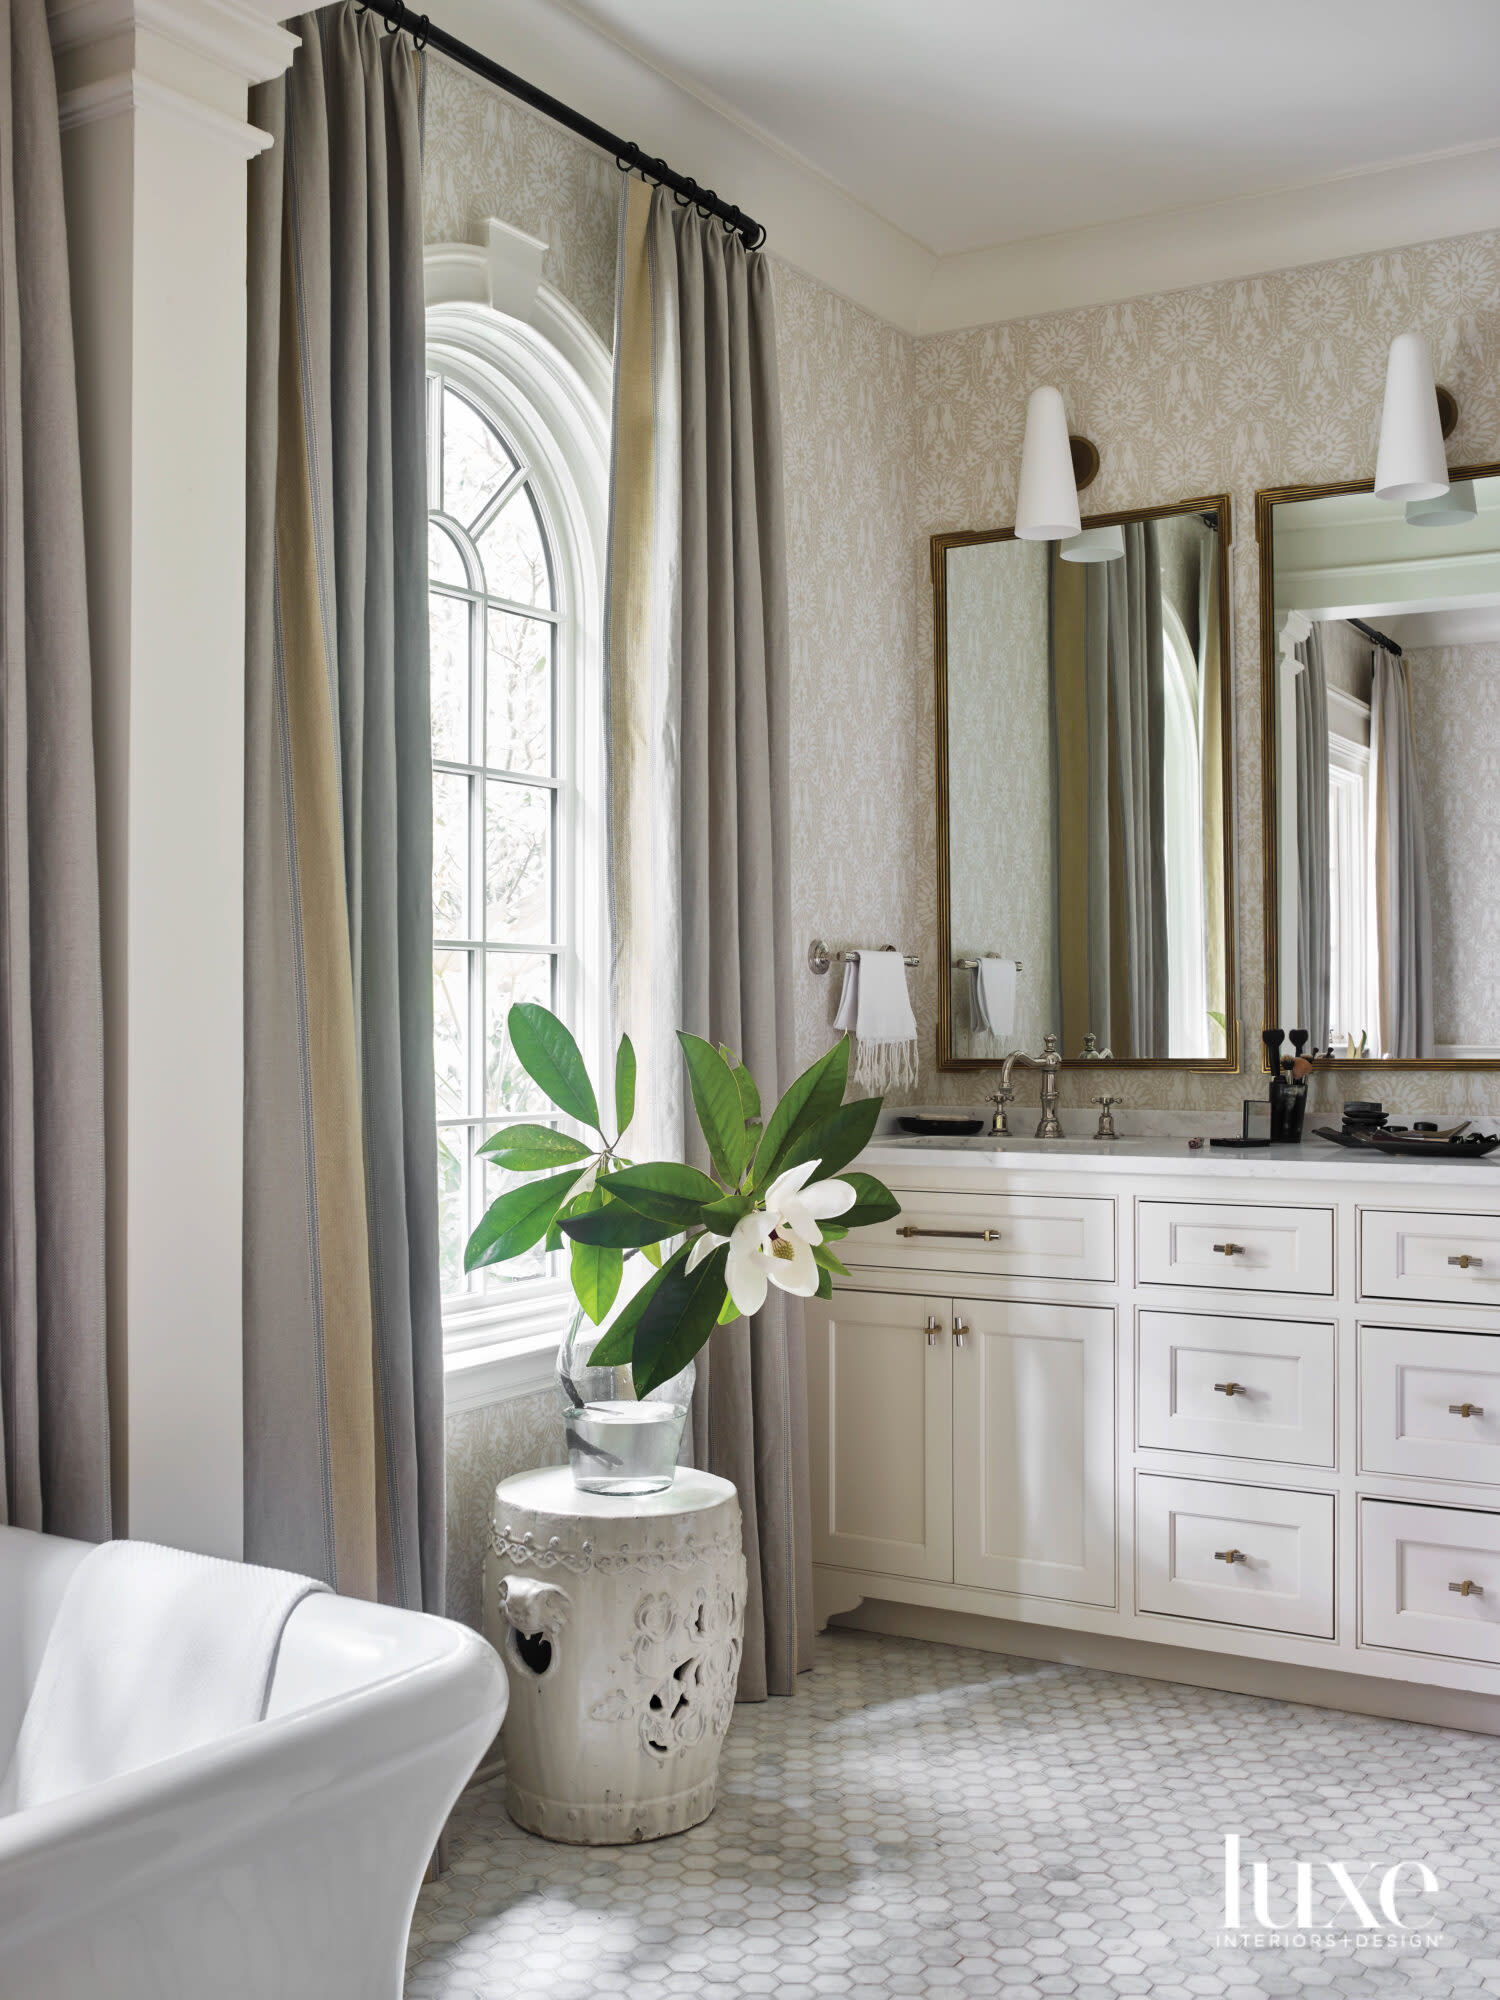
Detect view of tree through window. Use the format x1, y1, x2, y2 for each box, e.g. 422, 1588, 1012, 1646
426, 375, 563, 1303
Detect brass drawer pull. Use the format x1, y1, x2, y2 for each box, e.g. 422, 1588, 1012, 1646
897, 1226, 1000, 1241
953, 1318, 969, 1348
1450, 1402, 1484, 1418
1450, 1579, 1484, 1598
1213, 1242, 1244, 1256
1449, 1254, 1484, 1270
925, 1314, 941, 1347
1213, 1382, 1245, 1397
1214, 1548, 1248, 1564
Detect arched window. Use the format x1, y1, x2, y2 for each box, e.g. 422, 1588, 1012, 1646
424, 291, 608, 1365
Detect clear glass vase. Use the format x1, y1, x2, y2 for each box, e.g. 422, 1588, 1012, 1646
556, 1297, 694, 1497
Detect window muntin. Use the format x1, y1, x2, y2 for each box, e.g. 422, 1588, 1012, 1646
426, 373, 572, 1309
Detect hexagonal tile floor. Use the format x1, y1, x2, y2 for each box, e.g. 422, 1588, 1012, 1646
405, 1629, 1500, 1999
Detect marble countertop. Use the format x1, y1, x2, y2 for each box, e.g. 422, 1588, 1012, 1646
860, 1130, 1500, 1185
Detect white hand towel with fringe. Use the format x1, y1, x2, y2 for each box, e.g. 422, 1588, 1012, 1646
833, 949, 918, 1094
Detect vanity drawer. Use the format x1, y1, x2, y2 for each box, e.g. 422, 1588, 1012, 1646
1137, 1311, 1334, 1467
1359, 1209, 1500, 1308
1360, 1324, 1500, 1485
1136, 1473, 1334, 1638
848, 1191, 1113, 1282
1137, 1201, 1333, 1296
1361, 1499, 1500, 1666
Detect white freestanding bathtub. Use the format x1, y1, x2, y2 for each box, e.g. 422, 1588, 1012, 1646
0, 1527, 507, 2000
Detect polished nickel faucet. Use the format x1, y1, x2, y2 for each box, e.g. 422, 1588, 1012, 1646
990, 1032, 1065, 1139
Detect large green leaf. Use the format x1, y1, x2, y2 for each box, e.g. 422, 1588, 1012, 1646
840, 1171, 901, 1230
753, 1037, 850, 1188
776, 1095, 883, 1183
508, 1003, 601, 1130
614, 1034, 637, 1138
678, 1032, 748, 1185
561, 1202, 675, 1249
811, 1239, 850, 1280
585, 1244, 686, 1367
464, 1168, 583, 1271
631, 1243, 732, 1397
598, 1161, 721, 1229
720, 1046, 761, 1124
698, 1191, 754, 1234
476, 1123, 595, 1171
570, 1197, 623, 1325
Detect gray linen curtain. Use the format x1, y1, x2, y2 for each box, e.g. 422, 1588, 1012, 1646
1371, 652, 1435, 1059
0, 0, 110, 1540
608, 179, 808, 1700
1294, 626, 1331, 1051
245, 6, 443, 1611
1109, 521, 1168, 1056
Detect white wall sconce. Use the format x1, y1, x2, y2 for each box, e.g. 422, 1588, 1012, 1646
1016, 386, 1082, 540
1374, 332, 1450, 503
1059, 524, 1125, 563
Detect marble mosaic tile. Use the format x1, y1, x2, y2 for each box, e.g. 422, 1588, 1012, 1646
407, 1629, 1500, 1998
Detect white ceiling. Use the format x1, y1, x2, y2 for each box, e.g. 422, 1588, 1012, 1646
548, 0, 1500, 260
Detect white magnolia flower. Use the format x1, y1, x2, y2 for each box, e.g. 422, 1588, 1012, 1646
685, 1158, 857, 1317
763, 1159, 856, 1245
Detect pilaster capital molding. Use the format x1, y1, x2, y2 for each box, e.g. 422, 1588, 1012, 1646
49, 0, 298, 85
57, 68, 273, 154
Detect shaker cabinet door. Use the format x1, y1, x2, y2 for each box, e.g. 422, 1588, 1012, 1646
951, 1299, 1117, 1606
805, 1289, 954, 1581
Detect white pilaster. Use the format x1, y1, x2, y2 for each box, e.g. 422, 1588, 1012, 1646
49, 0, 297, 1556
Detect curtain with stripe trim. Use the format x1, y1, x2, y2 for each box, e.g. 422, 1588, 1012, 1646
244, 4, 442, 1612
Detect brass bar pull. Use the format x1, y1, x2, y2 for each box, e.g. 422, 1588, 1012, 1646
1213, 1382, 1245, 1397
925, 1314, 941, 1347
1214, 1549, 1248, 1564
1449, 1254, 1484, 1270
1213, 1243, 1244, 1256
1450, 1579, 1484, 1598
1450, 1402, 1484, 1418
953, 1318, 969, 1348
897, 1226, 1000, 1241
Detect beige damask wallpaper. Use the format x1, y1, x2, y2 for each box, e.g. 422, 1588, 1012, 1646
422, 53, 620, 344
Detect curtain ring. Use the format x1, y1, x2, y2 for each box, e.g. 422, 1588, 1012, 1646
412, 12, 429, 48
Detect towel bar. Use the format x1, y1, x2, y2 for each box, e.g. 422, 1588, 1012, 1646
955, 958, 1023, 973
808, 939, 919, 976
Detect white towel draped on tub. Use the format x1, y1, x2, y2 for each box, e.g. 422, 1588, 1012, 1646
970, 958, 1018, 1040
834, 948, 918, 1094
3, 1539, 328, 1810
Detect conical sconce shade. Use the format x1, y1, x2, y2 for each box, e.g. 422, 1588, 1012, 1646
1059, 524, 1125, 563
1405, 478, 1476, 527
1015, 385, 1081, 541
1374, 333, 1449, 503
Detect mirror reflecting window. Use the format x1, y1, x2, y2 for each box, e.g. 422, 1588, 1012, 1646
1259, 465, 1500, 1067
934, 498, 1236, 1071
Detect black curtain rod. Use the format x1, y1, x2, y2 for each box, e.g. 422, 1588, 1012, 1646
1348, 615, 1403, 658
360, 0, 766, 249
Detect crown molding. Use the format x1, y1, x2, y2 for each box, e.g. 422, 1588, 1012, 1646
49, 0, 298, 85
916, 141, 1500, 334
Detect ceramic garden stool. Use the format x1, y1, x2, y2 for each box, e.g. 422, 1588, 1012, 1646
482, 1465, 746, 1844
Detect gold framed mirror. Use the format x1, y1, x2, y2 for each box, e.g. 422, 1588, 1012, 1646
933, 494, 1237, 1073
1257, 462, 1500, 1070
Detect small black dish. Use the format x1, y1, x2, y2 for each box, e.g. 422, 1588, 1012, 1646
896, 1115, 985, 1137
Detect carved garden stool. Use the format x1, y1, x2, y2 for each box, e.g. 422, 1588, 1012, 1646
483, 1466, 746, 1844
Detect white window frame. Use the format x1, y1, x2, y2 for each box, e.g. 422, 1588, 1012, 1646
425, 244, 610, 1408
